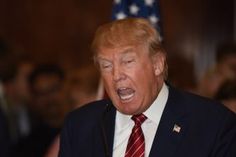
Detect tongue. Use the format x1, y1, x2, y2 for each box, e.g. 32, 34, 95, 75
118, 88, 134, 96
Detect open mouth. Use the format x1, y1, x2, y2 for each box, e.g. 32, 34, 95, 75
117, 87, 135, 101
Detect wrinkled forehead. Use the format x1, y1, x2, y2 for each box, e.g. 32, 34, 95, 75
95, 43, 150, 61
97, 46, 136, 58
93, 33, 150, 61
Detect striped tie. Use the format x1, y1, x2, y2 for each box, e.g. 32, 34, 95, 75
125, 114, 147, 157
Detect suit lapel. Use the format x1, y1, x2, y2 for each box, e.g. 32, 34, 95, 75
149, 87, 190, 157
92, 100, 116, 157
99, 101, 116, 157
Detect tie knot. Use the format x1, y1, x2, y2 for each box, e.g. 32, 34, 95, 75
131, 114, 147, 126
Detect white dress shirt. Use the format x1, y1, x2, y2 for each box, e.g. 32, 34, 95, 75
112, 83, 169, 157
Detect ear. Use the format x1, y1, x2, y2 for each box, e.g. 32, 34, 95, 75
151, 53, 165, 76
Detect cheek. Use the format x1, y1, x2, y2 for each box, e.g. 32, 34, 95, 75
135, 67, 156, 89
102, 74, 114, 90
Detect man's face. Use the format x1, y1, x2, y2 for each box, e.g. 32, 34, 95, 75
31, 74, 65, 124
218, 54, 236, 75
97, 45, 164, 115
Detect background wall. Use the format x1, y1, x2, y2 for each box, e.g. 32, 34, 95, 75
0, 0, 234, 88
235, 0, 236, 41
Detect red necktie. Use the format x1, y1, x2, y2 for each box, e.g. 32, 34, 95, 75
125, 114, 147, 157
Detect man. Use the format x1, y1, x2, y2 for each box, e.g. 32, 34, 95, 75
13, 64, 66, 157
197, 43, 236, 98
215, 79, 236, 113
59, 18, 236, 157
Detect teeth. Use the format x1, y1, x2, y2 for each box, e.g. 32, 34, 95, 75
117, 87, 135, 100
120, 93, 134, 100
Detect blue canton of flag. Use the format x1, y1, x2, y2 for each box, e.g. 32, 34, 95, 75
112, 0, 162, 34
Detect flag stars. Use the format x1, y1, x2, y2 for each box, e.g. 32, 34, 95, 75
129, 4, 139, 15
145, 0, 155, 6
114, 0, 121, 4
149, 15, 159, 25
116, 11, 127, 19
112, 0, 162, 38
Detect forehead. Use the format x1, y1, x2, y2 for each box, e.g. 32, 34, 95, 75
34, 74, 60, 88
97, 45, 147, 59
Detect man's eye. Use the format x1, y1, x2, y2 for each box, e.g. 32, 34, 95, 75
102, 65, 111, 68
124, 59, 134, 64
101, 63, 112, 69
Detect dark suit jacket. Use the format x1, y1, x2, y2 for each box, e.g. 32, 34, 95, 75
59, 87, 236, 157
0, 108, 10, 157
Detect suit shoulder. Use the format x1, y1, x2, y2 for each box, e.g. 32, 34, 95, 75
65, 99, 111, 125
169, 87, 235, 118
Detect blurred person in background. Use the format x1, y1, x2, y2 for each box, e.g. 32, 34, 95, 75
13, 64, 67, 157
44, 64, 102, 157
65, 64, 102, 109
215, 79, 236, 113
28, 64, 67, 128
0, 108, 9, 157
2, 57, 34, 142
0, 38, 10, 157
0, 38, 34, 156
197, 43, 236, 98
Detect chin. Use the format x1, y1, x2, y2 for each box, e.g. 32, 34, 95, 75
117, 102, 141, 115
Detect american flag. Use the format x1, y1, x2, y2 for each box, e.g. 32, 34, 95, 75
173, 124, 181, 133
111, 0, 162, 34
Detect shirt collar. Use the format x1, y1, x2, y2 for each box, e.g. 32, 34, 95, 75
144, 83, 169, 125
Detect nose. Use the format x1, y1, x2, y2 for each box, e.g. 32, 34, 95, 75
113, 64, 126, 82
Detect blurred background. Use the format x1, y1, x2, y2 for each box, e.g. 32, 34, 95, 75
0, 0, 235, 157
0, 0, 234, 79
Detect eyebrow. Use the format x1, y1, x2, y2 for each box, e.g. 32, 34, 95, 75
96, 56, 110, 62
121, 48, 134, 55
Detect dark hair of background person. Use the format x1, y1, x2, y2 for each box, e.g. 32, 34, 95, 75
214, 79, 236, 101
214, 79, 236, 113
28, 64, 65, 92
216, 42, 236, 63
